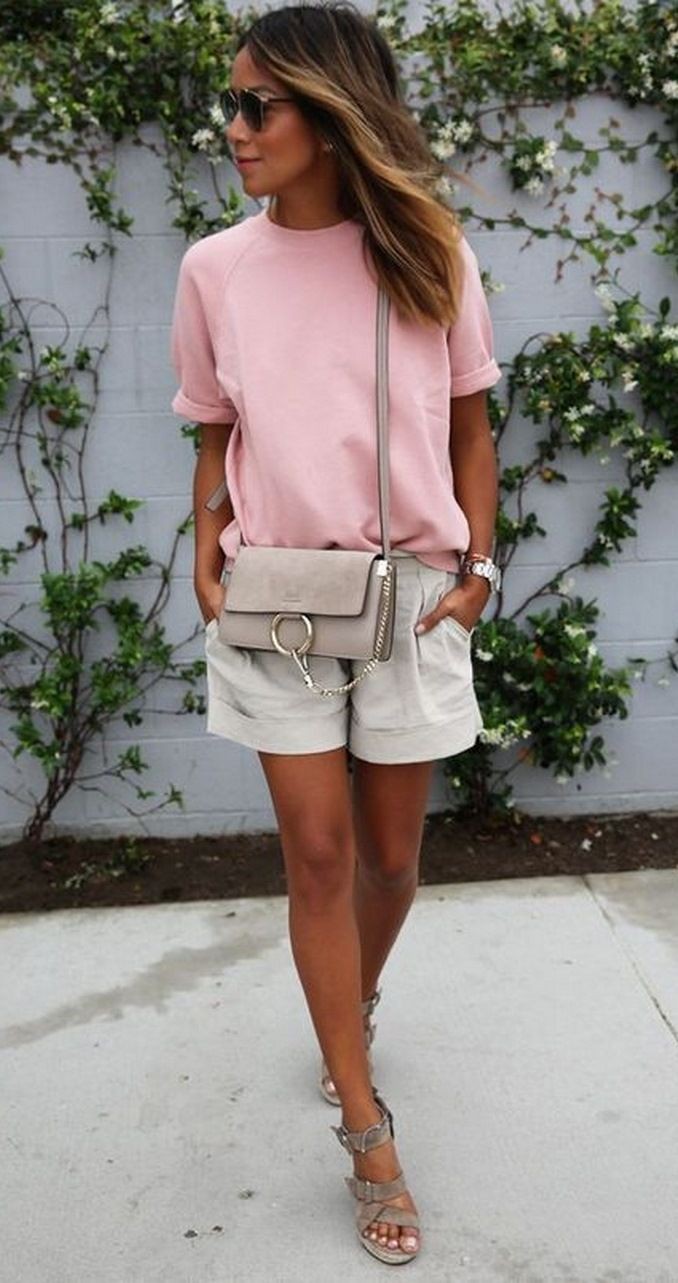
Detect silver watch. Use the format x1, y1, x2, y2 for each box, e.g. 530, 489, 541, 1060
460, 554, 502, 593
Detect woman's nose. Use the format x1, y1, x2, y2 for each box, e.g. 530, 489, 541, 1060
225, 112, 251, 148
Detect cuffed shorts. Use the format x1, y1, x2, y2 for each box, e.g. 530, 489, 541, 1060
203, 552, 484, 764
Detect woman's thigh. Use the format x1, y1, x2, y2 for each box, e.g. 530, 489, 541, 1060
351, 759, 435, 884
258, 747, 357, 896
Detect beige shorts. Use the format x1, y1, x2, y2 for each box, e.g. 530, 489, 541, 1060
203, 553, 484, 764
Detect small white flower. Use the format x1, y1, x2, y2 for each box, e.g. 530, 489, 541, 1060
595, 283, 616, 312
587, 642, 598, 658
451, 118, 474, 144
621, 369, 638, 392
535, 141, 557, 172
435, 175, 452, 197
105, 45, 117, 60
563, 410, 586, 440
564, 623, 586, 639
209, 103, 226, 129
614, 333, 635, 352
662, 79, 678, 99
376, 11, 398, 31
475, 648, 493, 662
192, 127, 215, 150
514, 155, 533, 172
581, 837, 592, 851
100, 1, 120, 23
525, 175, 544, 196
660, 324, 678, 341
550, 45, 567, 66
431, 138, 456, 160
556, 574, 576, 594
555, 772, 569, 785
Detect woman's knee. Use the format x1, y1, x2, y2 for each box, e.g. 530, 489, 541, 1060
282, 824, 355, 908
358, 842, 420, 891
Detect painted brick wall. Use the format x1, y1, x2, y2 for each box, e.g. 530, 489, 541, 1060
1, 84, 676, 840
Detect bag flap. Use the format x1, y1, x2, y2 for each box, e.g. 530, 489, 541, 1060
225, 547, 378, 616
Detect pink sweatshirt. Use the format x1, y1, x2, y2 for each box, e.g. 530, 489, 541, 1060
170, 207, 502, 572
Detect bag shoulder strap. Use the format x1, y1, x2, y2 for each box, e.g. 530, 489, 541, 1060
376, 285, 391, 559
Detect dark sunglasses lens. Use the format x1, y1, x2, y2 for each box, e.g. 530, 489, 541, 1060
221, 90, 262, 130
219, 90, 234, 122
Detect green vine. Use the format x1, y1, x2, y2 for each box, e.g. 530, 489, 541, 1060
0, 0, 676, 836
0, 252, 205, 840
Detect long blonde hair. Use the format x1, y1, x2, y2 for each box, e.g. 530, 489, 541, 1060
236, 1, 467, 329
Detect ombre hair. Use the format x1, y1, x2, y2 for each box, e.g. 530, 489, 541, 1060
235, 1, 467, 329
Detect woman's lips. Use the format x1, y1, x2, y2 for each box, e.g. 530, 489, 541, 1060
236, 158, 260, 168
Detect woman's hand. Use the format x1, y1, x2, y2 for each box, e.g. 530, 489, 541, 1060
196, 577, 226, 626
414, 575, 490, 636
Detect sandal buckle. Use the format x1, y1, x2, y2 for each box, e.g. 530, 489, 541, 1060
331, 1123, 352, 1153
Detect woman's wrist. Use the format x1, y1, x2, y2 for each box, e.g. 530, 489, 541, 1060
458, 573, 491, 603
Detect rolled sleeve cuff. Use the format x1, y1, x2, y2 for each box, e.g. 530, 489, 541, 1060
171, 390, 238, 424
451, 359, 503, 399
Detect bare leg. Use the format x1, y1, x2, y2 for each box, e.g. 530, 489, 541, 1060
257, 747, 421, 1256
258, 747, 374, 1113
352, 758, 435, 1001
321, 757, 433, 1089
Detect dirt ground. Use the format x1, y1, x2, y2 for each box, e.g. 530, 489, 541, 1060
1, 808, 677, 914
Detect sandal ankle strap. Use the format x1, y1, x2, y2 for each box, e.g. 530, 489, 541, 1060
361, 988, 381, 1018
331, 1088, 394, 1154
344, 1171, 406, 1202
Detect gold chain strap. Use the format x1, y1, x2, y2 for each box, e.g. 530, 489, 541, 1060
290, 562, 395, 697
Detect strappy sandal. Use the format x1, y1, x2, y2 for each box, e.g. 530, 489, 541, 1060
330, 1085, 420, 1265
319, 988, 381, 1106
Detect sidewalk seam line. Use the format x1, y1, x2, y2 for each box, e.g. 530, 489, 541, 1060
582, 874, 678, 1049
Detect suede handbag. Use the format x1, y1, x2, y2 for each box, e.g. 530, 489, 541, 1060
205, 285, 397, 697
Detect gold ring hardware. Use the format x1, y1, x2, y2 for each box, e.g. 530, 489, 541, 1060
270, 612, 314, 657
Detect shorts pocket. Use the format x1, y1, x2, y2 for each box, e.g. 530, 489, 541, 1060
442, 614, 474, 642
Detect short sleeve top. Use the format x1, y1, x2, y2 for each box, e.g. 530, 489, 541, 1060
170, 208, 502, 572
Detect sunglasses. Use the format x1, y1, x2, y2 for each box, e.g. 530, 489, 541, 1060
220, 88, 295, 132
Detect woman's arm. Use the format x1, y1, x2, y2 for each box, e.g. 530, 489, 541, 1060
415, 389, 498, 634
193, 421, 235, 623
449, 387, 498, 556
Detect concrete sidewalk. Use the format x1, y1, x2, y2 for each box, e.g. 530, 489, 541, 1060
1, 869, 677, 1283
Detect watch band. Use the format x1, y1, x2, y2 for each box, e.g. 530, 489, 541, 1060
459, 553, 502, 592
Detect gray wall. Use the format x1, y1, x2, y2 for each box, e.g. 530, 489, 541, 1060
1, 89, 677, 841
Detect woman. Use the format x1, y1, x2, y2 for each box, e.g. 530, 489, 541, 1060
170, 1, 501, 1264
